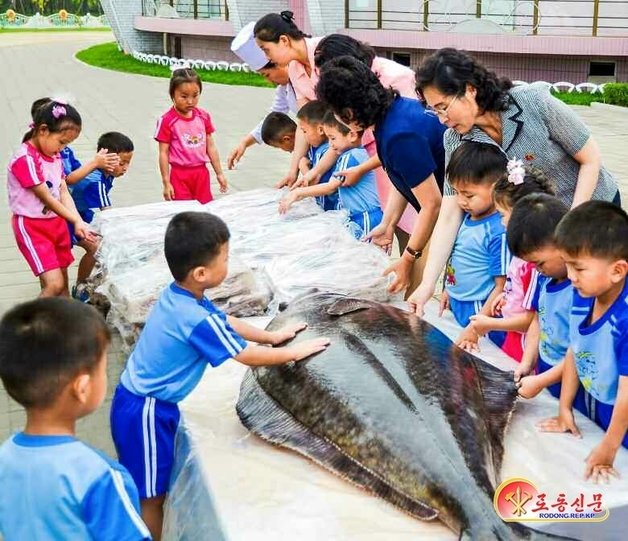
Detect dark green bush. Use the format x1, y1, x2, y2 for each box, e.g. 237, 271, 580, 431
603, 83, 628, 107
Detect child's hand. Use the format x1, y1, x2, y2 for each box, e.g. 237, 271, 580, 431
270, 322, 307, 345
278, 192, 298, 214
276, 171, 297, 189
73, 220, 98, 243
490, 292, 506, 316
364, 223, 394, 254
227, 142, 247, 169
536, 409, 581, 437
93, 148, 120, 173
289, 337, 331, 362
163, 182, 175, 201
585, 440, 621, 483
514, 361, 536, 382
217, 173, 228, 193
438, 290, 449, 317
516, 374, 545, 399
469, 313, 493, 336
455, 324, 480, 353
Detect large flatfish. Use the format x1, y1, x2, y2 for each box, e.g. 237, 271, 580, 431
236, 293, 573, 540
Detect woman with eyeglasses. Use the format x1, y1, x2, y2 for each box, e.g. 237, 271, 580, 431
408, 47, 619, 317
316, 56, 447, 294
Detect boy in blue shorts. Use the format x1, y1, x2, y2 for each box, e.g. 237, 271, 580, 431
537, 201, 628, 482
279, 111, 382, 239
0, 298, 150, 540
260, 111, 297, 153
68, 131, 134, 299
110, 211, 330, 540
508, 194, 588, 416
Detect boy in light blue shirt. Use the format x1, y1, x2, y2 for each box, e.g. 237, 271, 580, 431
279, 111, 382, 239
110, 211, 330, 540
537, 201, 628, 482
0, 298, 150, 541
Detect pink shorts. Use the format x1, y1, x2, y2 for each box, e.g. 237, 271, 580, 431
12, 215, 74, 276
170, 164, 212, 204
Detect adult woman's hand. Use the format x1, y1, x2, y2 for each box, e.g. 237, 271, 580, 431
407, 282, 436, 318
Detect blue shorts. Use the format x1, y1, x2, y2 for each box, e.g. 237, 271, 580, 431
584, 393, 628, 449
448, 296, 506, 347
110, 384, 180, 499
349, 207, 383, 240
316, 192, 339, 211
537, 358, 589, 418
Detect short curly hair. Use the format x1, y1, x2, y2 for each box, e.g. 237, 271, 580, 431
415, 48, 512, 113
316, 55, 397, 129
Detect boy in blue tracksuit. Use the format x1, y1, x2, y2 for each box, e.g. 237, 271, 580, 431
0, 298, 151, 540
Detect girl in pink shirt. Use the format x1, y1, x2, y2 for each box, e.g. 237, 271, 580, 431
7, 100, 95, 297
468, 163, 555, 361
155, 68, 227, 204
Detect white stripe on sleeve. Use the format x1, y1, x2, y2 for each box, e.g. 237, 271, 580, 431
211, 313, 244, 354
26, 155, 42, 185
205, 315, 238, 357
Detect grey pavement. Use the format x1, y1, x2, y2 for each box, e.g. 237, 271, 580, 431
0, 32, 626, 454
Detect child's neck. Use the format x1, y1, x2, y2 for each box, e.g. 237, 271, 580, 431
176, 279, 205, 300
468, 206, 496, 221
174, 106, 193, 118
591, 277, 626, 324
28, 138, 53, 158
24, 408, 76, 437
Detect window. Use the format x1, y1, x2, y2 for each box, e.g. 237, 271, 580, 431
391, 52, 411, 67
588, 61, 615, 77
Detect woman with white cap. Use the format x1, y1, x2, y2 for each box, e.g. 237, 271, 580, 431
226, 21, 299, 169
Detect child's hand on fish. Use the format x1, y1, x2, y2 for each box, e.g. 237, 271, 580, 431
290, 337, 331, 361
536, 409, 581, 438
269, 322, 308, 345
455, 325, 480, 352
279, 191, 298, 214
515, 374, 545, 399
468, 313, 492, 336
585, 440, 621, 483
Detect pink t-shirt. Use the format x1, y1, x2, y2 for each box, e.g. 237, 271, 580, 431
154, 107, 215, 167
7, 142, 63, 218
288, 37, 323, 102
501, 257, 535, 318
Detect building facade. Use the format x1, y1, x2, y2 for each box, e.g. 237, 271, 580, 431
103, 1, 628, 83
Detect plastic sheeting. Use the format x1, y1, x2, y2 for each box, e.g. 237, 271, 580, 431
166, 300, 628, 541
92, 190, 397, 350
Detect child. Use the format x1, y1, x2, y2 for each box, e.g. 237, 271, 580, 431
7, 100, 96, 297
468, 160, 555, 361
0, 298, 151, 540
260, 111, 297, 153
30, 97, 120, 183
538, 201, 628, 482
69, 132, 134, 299
110, 211, 330, 540
279, 111, 382, 240
293, 100, 338, 211
508, 194, 588, 416
155, 68, 227, 204
439, 142, 509, 351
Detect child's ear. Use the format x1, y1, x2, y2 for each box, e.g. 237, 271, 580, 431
349, 131, 360, 144
191, 266, 207, 282
72, 373, 92, 405
317, 125, 325, 135
611, 260, 628, 282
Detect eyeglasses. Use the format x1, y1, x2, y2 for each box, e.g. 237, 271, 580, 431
425, 94, 460, 118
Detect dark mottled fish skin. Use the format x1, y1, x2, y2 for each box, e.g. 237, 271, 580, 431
236, 293, 577, 540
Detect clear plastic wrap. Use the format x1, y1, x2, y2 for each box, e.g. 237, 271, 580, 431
92, 189, 397, 351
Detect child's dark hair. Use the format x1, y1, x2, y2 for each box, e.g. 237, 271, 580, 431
322, 110, 350, 136
493, 166, 555, 209
97, 132, 134, 153
446, 142, 508, 186
169, 68, 202, 98
507, 193, 569, 257
296, 100, 329, 124
314, 34, 376, 69
165, 212, 230, 281
555, 201, 628, 261
0, 298, 110, 409
30, 97, 52, 119
254, 10, 310, 43
22, 100, 82, 143
261, 112, 296, 145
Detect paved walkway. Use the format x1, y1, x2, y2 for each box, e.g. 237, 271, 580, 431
0, 32, 627, 454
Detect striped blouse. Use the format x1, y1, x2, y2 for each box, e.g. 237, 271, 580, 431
443, 82, 617, 204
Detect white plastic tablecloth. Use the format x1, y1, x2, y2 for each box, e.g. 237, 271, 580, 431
164, 300, 628, 540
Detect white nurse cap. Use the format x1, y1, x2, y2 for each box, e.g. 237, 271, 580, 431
231, 22, 269, 71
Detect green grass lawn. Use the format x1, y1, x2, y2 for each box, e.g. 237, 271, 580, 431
551, 91, 605, 106
76, 42, 273, 88
0, 27, 111, 32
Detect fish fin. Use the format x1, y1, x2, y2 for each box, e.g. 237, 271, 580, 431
473, 360, 519, 477
327, 298, 373, 316
236, 370, 439, 521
